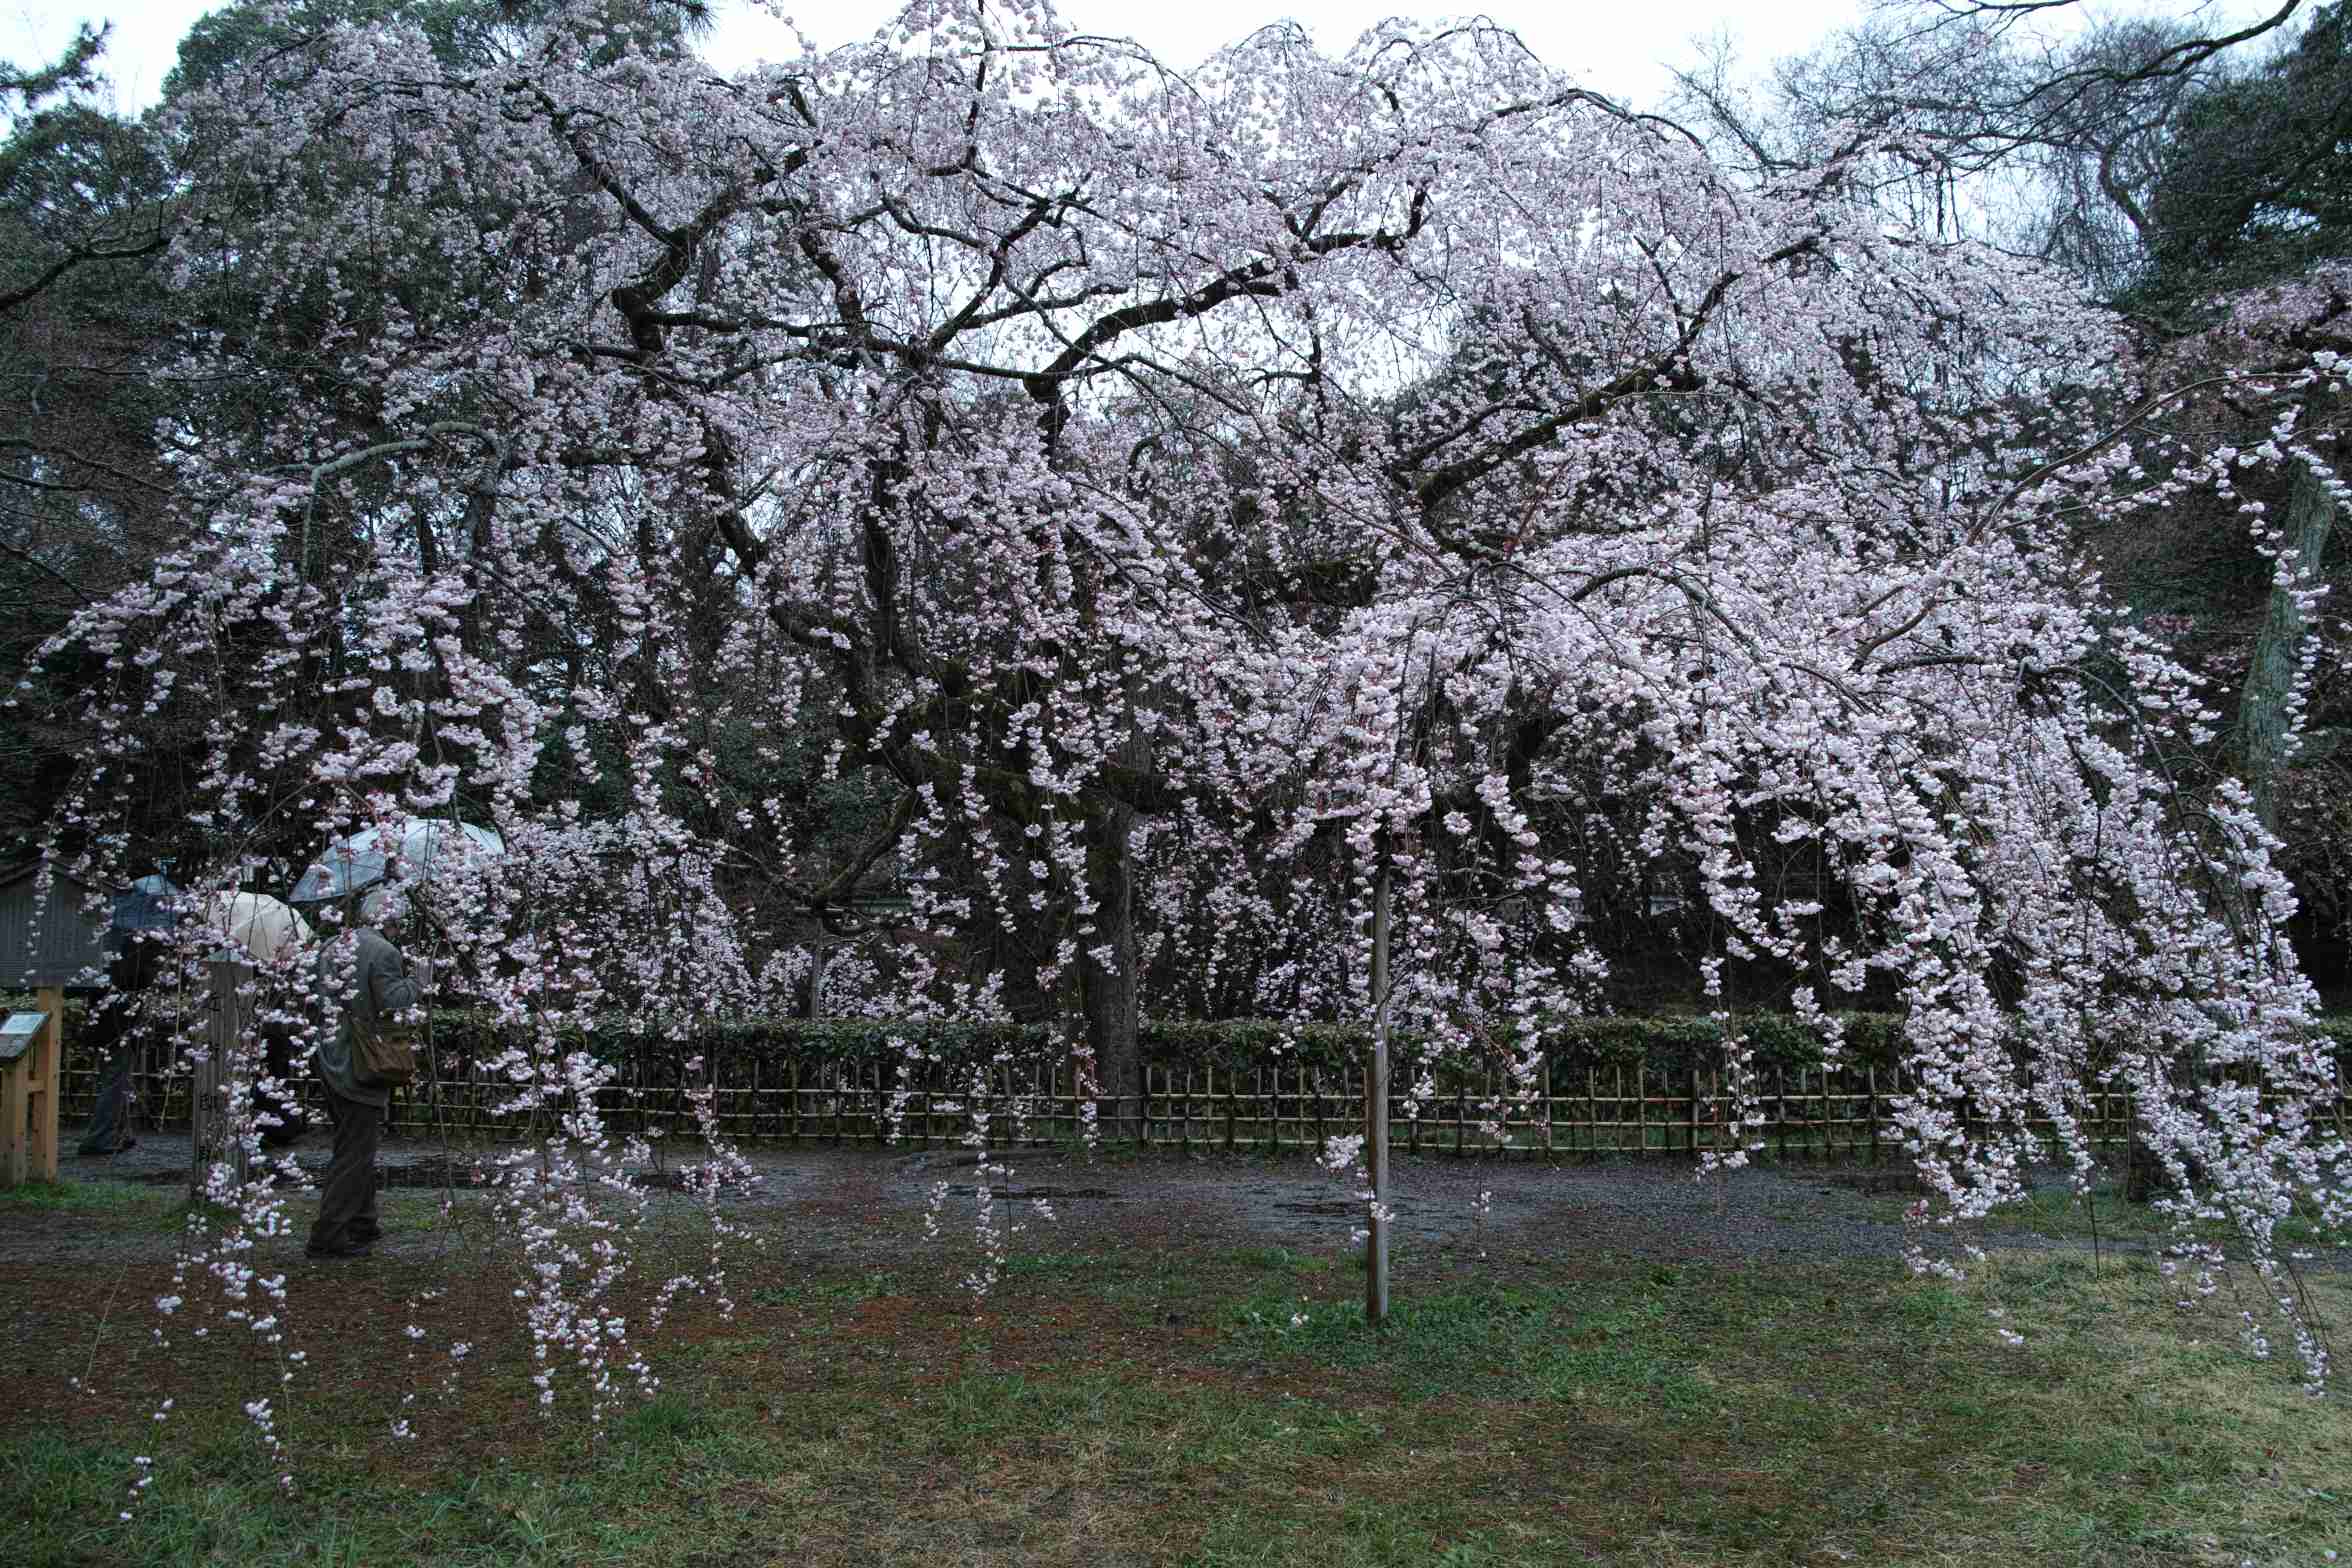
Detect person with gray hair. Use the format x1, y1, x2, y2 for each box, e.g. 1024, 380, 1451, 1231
306, 887, 430, 1259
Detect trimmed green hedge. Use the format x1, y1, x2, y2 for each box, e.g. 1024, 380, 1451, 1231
14, 989, 2349, 1081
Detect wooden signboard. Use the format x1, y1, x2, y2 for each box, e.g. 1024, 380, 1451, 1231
0, 991, 63, 1187
0, 1011, 41, 1063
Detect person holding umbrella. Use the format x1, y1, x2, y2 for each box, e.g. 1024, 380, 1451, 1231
193, 892, 318, 1150
77, 943, 159, 1157
305, 886, 431, 1260
78, 874, 180, 1157
291, 818, 489, 1258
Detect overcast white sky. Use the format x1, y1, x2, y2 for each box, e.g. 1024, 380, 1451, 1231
9, 0, 1889, 113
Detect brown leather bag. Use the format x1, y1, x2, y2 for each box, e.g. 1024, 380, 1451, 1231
354, 1017, 419, 1088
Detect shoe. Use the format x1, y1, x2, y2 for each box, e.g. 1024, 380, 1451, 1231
304, 1241, 373, 1260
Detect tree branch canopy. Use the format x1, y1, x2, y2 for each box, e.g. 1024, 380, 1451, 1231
31, 0, 2352, 1387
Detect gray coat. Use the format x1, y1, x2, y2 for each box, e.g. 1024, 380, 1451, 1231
314, 927, 421, 1108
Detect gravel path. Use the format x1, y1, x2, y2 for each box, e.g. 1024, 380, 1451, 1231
28, 1119, 1962, 1268
882, 1144, 1936, 1262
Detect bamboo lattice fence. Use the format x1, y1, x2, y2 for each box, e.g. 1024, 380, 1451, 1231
57, 1051, 2351, 1163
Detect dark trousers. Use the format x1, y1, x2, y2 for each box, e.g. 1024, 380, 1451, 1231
309, 1085, 383, 1251
257, 1029, 308, 1148
78, 1043, 138, 1155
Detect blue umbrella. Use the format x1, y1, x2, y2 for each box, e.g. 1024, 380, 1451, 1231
287, 819, 503, 906
109, 873, 182, 935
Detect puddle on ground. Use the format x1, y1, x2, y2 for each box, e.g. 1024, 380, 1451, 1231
943, 1185, 1119, 1200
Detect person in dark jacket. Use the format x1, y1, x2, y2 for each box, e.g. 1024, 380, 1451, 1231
306, 890, 430, 1259
76, 943, 156, 1156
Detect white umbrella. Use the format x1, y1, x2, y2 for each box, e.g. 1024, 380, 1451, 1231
193, 891, 314, 963
288, 819, 504, 906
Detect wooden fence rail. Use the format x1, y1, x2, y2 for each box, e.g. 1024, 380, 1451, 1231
58, 1053, 2352, 1162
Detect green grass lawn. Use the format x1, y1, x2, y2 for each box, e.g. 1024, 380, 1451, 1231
1839, 1167, 2352, 1263
2, 1178, 2346, 1567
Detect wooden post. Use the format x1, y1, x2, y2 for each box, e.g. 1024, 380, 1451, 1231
192, 961, 253, 1200
1635, 1063, 1647, 1153
0, 1064, 22, 1187
0, 1038, 23, 1187
1365, 851, 1393, 1328
1268, 1066, 1280, 1155
918, 1061, 932, 1151
26, 988, 63, 1183
1542, 1059, 1554, 1159
1867, 1066, 1880, 1166
0, 994, 63, 1187
1774, 1067, 1788, 1161
1689, 1065, 1703, 1160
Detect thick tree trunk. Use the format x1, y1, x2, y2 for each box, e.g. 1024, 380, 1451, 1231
1079, 802, 1143, 1141
2237, 460, 2336, 833
803, 943, 829, 1021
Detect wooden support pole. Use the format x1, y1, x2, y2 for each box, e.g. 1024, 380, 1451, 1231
2, 989, 66, 1187
1542, 1059, 1554, 1158
1365, 850, 1393, 1329
0, 1069, 21, 1187
1867, 1066, 1881, 1166
0, 1053, 22, 1189
1689, 1065, 1703, 1160
27, 987, 61, 1184
192, 961, 253, 1201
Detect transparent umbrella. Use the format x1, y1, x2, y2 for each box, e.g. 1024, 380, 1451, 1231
287, 819, 504, 906
192, 892, 314, 963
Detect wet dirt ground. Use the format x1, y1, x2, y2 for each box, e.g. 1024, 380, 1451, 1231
26, 1119, 1941, 1269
